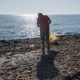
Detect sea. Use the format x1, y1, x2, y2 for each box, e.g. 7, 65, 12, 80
0, 14, 80, 40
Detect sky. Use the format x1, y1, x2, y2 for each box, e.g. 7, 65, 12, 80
0, 0, 80, 15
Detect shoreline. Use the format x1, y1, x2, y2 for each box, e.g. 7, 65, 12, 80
0, 33, 80, 41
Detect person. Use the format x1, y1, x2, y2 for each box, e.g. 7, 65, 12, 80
37, 13, 51, 53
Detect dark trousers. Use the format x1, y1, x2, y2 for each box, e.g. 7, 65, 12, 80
40, 27, 50, 52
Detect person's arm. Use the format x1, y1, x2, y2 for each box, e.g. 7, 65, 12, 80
47, 16, 51, 24
37, 18, 40, 27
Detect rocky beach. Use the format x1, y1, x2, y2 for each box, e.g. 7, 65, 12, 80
0, 35, 80, 80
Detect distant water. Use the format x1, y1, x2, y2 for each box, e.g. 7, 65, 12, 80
0, 14, 80, 40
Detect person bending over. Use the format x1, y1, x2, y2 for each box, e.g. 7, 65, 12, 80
37, 13, 51, 53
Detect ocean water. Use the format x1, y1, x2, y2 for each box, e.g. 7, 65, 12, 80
0, 14, 80, 40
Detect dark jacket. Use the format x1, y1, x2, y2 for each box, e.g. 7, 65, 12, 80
37, 15, 51, 29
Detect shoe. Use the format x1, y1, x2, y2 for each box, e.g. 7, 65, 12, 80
42, 51, 45, 54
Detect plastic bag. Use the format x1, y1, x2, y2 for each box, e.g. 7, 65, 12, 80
49, 32, 58, 43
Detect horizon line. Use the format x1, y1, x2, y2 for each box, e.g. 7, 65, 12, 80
0, 13, 80, 15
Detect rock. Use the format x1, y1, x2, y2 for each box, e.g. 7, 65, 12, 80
0, 35, 80, 80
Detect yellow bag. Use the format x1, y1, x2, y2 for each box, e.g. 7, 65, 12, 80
49, 32, 58, 43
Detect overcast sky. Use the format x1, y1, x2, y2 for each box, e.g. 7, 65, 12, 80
0, 0, 80, 15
